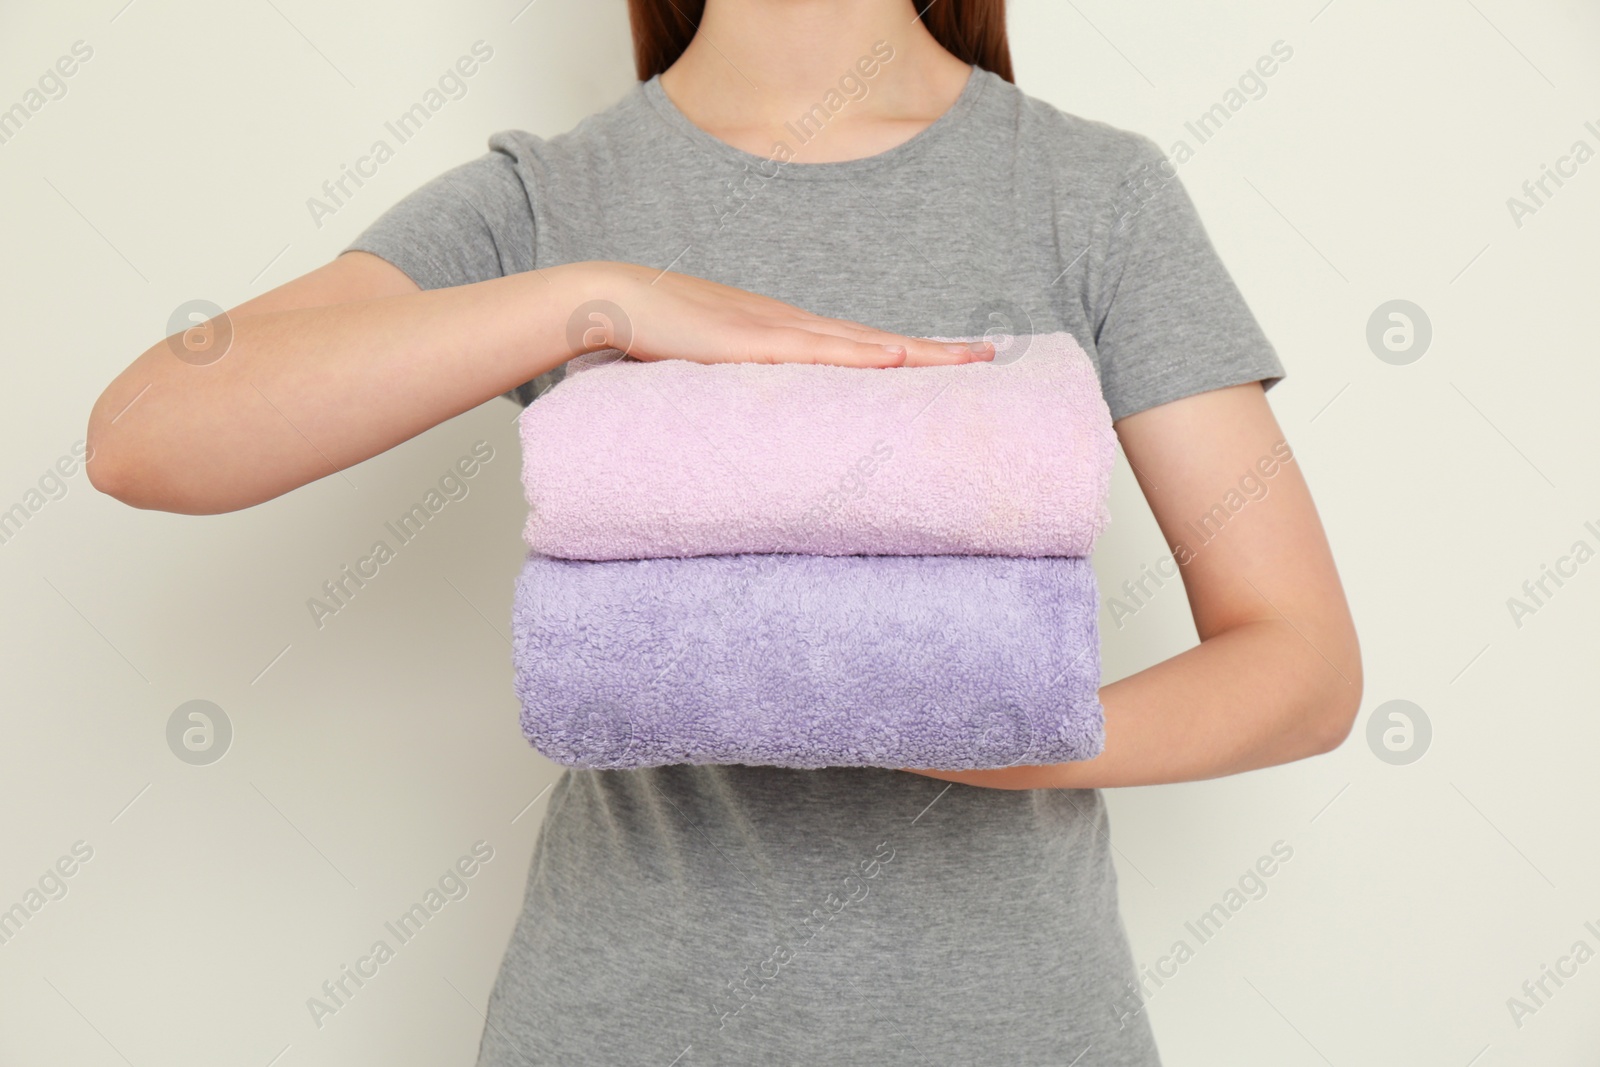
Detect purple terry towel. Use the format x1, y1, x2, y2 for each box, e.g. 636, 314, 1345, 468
511, 551, 1105, 770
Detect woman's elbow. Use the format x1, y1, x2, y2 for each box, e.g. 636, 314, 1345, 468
88, 450, 237, 514
85, 399, 160, 510
1308, 626, 1364, 755
86, 352, 252, 514
85, 436, 174, 512
84, 404, 140, 505
85, 403, 217, 515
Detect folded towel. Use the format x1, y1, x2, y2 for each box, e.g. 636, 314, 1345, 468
511, 551, 1104, 770
519, 332, 1115, 560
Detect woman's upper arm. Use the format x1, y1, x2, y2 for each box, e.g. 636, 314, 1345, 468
85, 150, 535, 510
226, 251, 420, 319
231, 144, 533, 321
1114, 381, 1360, 679
1083, 138, 1355, 661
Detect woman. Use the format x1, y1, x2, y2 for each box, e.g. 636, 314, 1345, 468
87, 1, 1362, 1063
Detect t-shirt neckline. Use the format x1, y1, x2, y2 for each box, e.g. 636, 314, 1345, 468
641, 64, 988, 181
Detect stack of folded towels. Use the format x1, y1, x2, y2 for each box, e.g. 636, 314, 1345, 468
511, 332, 1117, 771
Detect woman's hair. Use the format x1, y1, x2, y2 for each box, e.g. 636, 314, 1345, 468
626, 0, 1014, 83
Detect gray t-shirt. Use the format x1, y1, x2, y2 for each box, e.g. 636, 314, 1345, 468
347, 65, 1283, 1067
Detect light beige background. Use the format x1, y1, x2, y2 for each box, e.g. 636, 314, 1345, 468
2, 1, 1597, 1064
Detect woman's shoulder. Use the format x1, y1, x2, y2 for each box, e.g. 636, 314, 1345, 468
975, 68, 1164, 186
483, 80, 666, 170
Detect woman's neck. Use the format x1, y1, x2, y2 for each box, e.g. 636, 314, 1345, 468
657, 0, 974, 163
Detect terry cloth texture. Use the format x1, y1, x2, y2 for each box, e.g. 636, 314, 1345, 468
521, 331, 1115, 560
344, 60, 1287, 1067
512, 551, 1104, 770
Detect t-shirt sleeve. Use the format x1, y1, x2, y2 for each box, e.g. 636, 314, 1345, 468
342, 146, 558, 406
1089, 137, 1285, 422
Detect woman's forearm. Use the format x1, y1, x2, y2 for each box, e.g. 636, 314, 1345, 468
903, 385, 1365, 791
1072, 615, 1359, 786
87, 263, 591, 515
907, 615, 1362, 791
87, 257, 969, 516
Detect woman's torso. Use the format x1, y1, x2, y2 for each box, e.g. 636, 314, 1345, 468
354, 64, 1184, 1065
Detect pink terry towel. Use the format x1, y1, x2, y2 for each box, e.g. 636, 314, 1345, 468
519, 332, 1116, 560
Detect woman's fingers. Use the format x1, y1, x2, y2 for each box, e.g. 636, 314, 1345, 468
752, 327, 909, 368
696, 288, 994, 367
760, 320, 994, 368
726, 327, 993, 369
794, 318, 997, 367
903, 338, 995, 367
800, 316, 998, 358
619, 268, 998, 370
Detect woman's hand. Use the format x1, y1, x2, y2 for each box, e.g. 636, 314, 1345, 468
569, 260, 993, 369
